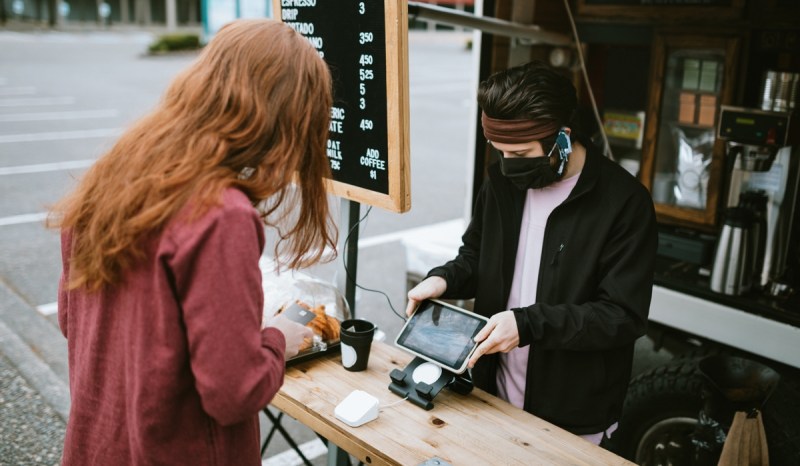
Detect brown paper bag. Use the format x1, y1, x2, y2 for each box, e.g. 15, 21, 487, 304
718, 410, 769, 466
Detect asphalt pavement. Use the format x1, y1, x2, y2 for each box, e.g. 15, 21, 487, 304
0, 22, 478, 465
0, 21, 672, 465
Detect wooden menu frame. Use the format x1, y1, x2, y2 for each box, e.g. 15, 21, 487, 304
274, 0, 411, 213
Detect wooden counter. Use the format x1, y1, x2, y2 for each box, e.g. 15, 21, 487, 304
271, 342, 633, 466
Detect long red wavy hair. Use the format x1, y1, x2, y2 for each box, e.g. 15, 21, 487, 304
49, 19, 336, 291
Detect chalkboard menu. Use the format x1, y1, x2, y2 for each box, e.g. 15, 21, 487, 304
274, 0, 410, 213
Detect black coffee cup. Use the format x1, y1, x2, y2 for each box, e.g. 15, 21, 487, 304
339, 319, 375, 372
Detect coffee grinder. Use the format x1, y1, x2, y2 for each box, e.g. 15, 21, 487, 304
717, 106, 798, 295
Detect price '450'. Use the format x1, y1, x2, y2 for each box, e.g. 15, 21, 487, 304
359, 54, 373, 66
360, 119, 373, 131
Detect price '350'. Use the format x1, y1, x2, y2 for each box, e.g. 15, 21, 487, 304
359, 32, 374, 44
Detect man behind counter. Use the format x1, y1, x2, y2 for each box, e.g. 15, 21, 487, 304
406, 61, 657, 446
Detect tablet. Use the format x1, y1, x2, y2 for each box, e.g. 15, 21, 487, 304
395, 299, 488, 374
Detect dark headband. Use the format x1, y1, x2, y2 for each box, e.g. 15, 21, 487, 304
481, 112, 560, 144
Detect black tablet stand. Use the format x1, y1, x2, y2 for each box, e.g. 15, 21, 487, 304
388, 357, 474, 410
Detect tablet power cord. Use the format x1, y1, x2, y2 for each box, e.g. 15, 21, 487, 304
342, 205, 407, 322
380, 395, 409, 410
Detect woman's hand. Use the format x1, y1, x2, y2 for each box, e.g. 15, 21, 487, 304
468, 310, 520, 368
266, 315, 314, 360
405, 276, 447, 316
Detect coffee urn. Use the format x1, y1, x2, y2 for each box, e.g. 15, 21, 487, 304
717, 106, 798, 295
710, 207, 756, 295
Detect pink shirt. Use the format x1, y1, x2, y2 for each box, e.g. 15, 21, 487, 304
494, 172, 617, 445
58, 188, 286, 465
496, 172, 580, 408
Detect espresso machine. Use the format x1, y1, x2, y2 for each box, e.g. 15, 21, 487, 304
716, 106, 798, 296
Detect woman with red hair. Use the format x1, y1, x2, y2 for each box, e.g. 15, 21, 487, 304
50, 19, 335, 465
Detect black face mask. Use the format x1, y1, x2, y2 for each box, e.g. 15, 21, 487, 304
497, 152, 560, 190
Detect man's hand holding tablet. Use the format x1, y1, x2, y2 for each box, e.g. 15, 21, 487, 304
405, 276, 447, 317
405, 277, 521, 369
395, 299, 488, 374
468, 311, 520, 369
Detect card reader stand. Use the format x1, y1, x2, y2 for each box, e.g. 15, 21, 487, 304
388, 357, 473, 410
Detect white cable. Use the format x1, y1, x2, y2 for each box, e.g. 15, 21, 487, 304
562, 0, 615, 161
380, 395, 409, 410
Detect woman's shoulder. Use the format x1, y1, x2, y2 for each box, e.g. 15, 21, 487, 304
195, 187, 257, 223
219, 186, 257, 212
166, 187, 260, 242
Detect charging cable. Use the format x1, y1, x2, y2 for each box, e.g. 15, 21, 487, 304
380, 395, 409, 411
342, 205, 407, 322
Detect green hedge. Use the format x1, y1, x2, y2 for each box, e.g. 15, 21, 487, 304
148, 34, 202, 53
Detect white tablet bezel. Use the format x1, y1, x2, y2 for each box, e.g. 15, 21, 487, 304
395, 299, 488, 374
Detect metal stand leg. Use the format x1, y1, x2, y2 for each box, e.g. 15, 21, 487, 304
261, 408, 315, 466
260, 410, 282, 456
326, 445, 351, 466
338, 199, 360, 318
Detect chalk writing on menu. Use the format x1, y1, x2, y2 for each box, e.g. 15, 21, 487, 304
281, 0, 391, 195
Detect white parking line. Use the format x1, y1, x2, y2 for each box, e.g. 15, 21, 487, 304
0, 86, 36, 96
0, 160, 94, 175
0, 109, 118, 122
0, 212, 48, 227
0, 96, 76, 107
357, 218, 463, 249
36, 302, 59, 316
0, 31, 155, 44
262, 219, 464, 271
262, 438, 327, 466
0, 128, 121, 144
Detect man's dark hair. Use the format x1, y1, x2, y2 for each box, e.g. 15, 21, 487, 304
478, 61, 579, 145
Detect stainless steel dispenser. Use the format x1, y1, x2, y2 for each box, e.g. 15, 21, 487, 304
710, 207, 755, 295
717, 106, 798, 294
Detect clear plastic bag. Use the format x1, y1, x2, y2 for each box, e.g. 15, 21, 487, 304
260, 259, 350, 359
673, 126, 713, 209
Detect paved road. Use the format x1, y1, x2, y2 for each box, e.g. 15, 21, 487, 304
0, 25, 670, 466
0, 27, 475, 325
0, 26, 477, 465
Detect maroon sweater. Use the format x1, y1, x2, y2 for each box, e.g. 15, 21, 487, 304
58, 188, 286, 465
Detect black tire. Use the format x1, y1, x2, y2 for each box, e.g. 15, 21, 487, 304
673, 349, 800, 466
613, 356, 800, 466
612, 359, 705, 465
760, 367, 800, 466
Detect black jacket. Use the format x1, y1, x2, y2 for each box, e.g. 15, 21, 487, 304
429, 144, 657, 434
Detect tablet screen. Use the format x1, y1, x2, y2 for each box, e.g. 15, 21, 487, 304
395, 300, 487, 372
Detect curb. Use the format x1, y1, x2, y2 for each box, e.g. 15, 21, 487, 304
0, 281, 70, 423
0, 318, 70, 422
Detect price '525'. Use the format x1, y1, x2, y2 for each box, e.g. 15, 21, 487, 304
359, 69, 374, 81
